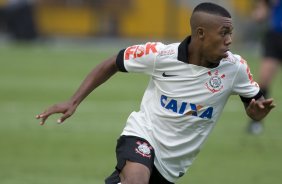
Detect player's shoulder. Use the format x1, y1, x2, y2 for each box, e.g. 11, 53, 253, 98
142, 41, 179, 51
123, 41, 180, 60
222, 51, 244, 66
123, 41, 165, 60
156, 42, 180, 58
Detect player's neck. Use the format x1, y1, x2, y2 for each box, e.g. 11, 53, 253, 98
188, 41, 206, 67
188, 40, 219, 68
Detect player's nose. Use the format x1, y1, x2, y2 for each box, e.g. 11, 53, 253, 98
225, 34, 232, 45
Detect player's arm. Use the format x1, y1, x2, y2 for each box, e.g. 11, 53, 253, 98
234, 57, 275, 121
36, 55, 119, 125
242, 95, 275, 121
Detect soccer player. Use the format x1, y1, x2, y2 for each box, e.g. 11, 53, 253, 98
247, 0, 281, 134
36, 2, 275, 184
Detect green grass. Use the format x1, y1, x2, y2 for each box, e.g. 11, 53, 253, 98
0, 42, 281, 184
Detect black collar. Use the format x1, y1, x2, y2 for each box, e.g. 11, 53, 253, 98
177, 36, 191, 63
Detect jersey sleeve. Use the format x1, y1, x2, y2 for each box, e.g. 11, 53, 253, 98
232, 57, 260, 98
116, 42, 164, 75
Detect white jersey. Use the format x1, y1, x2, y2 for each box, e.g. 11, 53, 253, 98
115, 36, 260, 182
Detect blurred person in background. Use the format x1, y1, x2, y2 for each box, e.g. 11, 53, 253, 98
247, 0, 282, 135
0, 0, 37, 40
92, 0, 132, 37
36, 2, 275, 184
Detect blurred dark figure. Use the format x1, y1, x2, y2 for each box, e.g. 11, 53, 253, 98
0, 0, 37, 40
92, 0, 132, 37
247, 0, 282, 135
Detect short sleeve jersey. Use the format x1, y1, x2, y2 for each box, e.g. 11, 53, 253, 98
115, 36, 260, 182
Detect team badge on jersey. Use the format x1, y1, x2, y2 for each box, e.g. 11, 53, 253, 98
205, 70, 225, 93
135, 141, 153, 158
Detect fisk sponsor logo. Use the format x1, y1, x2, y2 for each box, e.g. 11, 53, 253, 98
160, 95, 213, 119
125, 42, 158, 60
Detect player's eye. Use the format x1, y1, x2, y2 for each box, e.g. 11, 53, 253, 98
220, 30, 232, 37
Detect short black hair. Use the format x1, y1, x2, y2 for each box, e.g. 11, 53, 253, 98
193, 2, 231, 18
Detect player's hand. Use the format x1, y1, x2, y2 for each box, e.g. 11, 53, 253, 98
36, 101, 77, 125
246, 98, 275, 121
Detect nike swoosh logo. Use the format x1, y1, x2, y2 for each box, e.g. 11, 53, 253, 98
162, 72, 178, 77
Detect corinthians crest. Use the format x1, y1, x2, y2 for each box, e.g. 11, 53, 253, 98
135, 141, 153, 158
205, 70, 225, 93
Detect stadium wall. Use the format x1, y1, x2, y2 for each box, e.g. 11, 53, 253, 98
31, 0, 254, 40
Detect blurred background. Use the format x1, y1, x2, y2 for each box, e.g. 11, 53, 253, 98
0, 0, 281, 184
0, 0, 264, 42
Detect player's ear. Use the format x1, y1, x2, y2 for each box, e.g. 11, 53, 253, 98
196, 27, 205, 39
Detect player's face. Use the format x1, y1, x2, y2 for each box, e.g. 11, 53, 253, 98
203, 15, 233, 63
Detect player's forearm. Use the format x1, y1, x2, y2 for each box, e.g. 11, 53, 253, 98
69, 55, 118, 106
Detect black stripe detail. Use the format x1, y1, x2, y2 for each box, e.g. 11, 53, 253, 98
177, 36, 191, 63
240, 90, 263, 104
116, 49, 127, 72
